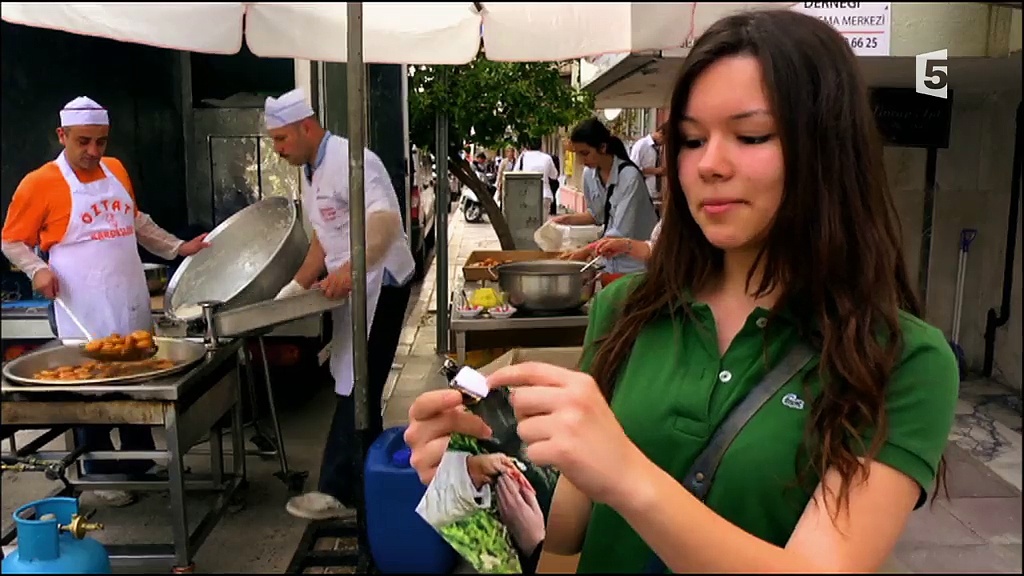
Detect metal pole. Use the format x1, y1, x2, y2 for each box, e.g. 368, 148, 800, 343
347, 1, 369, 436
435, 67, 450, 354
346, 2, 372, 572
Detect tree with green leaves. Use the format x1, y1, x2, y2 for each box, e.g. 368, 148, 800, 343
409, 55, 595, 249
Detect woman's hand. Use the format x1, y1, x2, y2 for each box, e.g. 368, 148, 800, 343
589, 237, 632, 258
487, 362, 645, 509
558, 247, 593, 262
404, 389, 493, 485
497, 474, 546, 556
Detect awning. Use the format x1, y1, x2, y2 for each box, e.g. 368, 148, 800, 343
1, 2, 700, 64
579, 2, 794, 108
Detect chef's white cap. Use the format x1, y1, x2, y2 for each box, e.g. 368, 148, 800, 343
59, 96, 109, 127
265, 88, 315, 130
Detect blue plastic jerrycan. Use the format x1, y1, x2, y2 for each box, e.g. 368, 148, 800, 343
1, 497, 111, 574
364, 426, 458, 573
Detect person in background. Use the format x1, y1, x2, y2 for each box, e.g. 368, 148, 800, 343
496, 147, 517, 201
547, 149, 562, 217
629, 122, 668, 209
403, 8, 958, 573
549, 159, 604, 228
472, 152, 488, 173
0, 96, 210, 508
558, 118, 658, 275
266, 88, 415, 521
509, 137, 559, 218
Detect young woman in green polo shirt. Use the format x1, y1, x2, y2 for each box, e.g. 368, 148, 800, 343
405, 8, 959, 573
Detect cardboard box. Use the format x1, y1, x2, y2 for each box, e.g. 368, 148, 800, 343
476, 347, 585, 574
474, 346, 584, 376
462, 250, 563, 283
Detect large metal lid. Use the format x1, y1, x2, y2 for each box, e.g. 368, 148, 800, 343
164, 197, 304, 321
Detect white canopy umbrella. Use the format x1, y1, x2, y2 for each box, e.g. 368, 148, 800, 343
1, 2, 701, 63
0, 2, 248, 55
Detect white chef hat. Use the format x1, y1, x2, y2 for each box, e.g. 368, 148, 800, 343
264, 88, 315, 130
59, 96, 109, 127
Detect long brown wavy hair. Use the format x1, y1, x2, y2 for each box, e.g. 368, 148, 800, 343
587, 9, 944, 520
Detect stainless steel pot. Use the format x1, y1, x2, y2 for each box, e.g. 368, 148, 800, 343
164, 197, 309, 321
489, 259, 600, 313
143, 263, 168, 294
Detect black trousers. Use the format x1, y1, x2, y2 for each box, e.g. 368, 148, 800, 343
316, 282, 412, 504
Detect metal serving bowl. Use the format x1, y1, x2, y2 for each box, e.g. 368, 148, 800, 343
489, 259, 600, 313
164, 197, 309, 321
2, 337, 208, 386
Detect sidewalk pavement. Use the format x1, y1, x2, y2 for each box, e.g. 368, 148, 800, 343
383, 211, 1021, 574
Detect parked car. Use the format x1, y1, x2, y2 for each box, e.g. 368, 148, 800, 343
409, 146, 436, 280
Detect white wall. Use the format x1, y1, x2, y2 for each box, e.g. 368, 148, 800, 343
889, 89, 1021, 390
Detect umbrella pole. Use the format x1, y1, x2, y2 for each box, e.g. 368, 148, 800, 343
345, 2, 372, 572
435, 66, 450, 355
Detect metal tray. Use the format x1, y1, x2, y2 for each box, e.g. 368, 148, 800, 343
212, 290, 346, 338
2, 337, 208, 387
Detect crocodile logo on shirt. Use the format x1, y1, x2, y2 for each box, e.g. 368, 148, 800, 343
781, 393, 805, 410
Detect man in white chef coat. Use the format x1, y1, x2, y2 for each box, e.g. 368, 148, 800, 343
1, 96, 210, 507
509, 137, 559, 217
265, 88, 416, 520
628, 122, 667, 205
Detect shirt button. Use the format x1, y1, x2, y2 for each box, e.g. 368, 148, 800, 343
756, 317, 768, 328
718, 370, 732, 383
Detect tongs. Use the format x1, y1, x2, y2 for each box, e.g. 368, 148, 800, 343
56, 297, 158, 362
579, 254, 603, 273
54, 297, 93, 340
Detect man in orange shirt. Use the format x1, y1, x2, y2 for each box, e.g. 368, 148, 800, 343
1, 96, 210, 507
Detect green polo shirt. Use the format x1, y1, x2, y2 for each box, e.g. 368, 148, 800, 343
573, 274, 959, 573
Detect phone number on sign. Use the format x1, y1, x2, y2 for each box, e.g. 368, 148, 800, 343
845, 35, 880, 50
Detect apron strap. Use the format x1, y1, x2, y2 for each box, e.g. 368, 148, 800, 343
643, 342, 816, 573
602, 161, 641, 234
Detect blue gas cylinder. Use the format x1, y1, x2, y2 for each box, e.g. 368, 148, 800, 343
364, 426, 457, 574
2, 497, 111, 574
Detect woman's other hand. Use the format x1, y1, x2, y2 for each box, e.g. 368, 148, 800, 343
589, 237, 632, 258
558, 247, 593, 261
488, 362, 646, 510
404, 390, 493, 484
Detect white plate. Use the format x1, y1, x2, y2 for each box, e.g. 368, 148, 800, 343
488, 306, 517, 319
457, 306, 484, 318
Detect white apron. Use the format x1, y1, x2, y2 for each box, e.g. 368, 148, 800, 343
48, 152, 151, 339
305, 173, 384, 397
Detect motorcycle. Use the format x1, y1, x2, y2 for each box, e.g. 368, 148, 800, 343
460, 166, 497, 223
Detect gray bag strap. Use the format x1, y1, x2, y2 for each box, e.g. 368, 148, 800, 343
684, 342, 815, 500
644, 341, 815, 573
